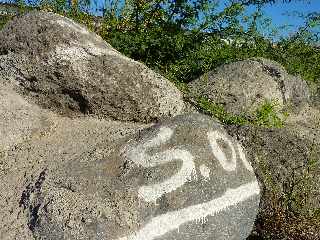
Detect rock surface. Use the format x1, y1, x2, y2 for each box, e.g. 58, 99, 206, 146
117, 114, 260, 240
0, 113, 149, 239
226, 124, 320, 238
0, 82, 55, 151
284, 103, 320, 145
0, 12, 260, 240
0, 11, 184, 123
188, 58, 310, 115
4, 9, 320, 240
0, 112, 260, 240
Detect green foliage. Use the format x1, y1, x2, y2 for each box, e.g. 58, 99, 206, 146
98, 1, 319, 87
196, 96, 249, 125
164, 34, 274, 83
39, 0, 69, 13
98, 0, 224, 75
272, 40, 320, 85
195, 96, 286, 128
254, 100, 286, 128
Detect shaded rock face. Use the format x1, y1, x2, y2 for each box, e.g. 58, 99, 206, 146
0, 112, 260, 240
0, 11, 184, 123
284, 103, 320, 145
226, 125, 320, 237
188, 58, 310, 114
0, 113, 148, 240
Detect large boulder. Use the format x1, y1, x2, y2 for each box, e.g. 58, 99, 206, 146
0, 11, 184, 123
226, 124, 320, 239
188, 58, 310, 115
0, 113, 260, 240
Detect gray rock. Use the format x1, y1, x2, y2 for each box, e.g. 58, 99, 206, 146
226, 124, 320, 238
0, 113, 260, 240
284, 103, 320, 145
115, 114, 260, 240
0, 82, 56, 151
0, 114, 149, 240
188, 58, 310, 115
311, 85, 320, 107
0, 11, 184, 123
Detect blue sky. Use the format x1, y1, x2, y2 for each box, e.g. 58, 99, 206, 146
256, 0, 320, 39
264, 0, 319, 27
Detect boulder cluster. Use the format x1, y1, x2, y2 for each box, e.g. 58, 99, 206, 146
0, 11, 319, 240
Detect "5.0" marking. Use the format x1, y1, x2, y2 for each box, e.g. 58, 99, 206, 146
124, 127, 253, 203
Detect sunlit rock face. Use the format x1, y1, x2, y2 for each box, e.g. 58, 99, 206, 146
0, 11, 184, 123
188, 58, 310, 115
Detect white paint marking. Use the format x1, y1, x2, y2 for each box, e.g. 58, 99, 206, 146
124, 127, 196, 203
138, 149, 195, 203
207, 131, 237, 171
199, 164, 211, 181
50, 44, 128, 79
55, 19, 90, 35
53, 19, 135, 60
51, 18, 139, 63
237, 143, 254, 173
117, 181, 260, 240
53, 44, 126, 61
51, 42, 135, 68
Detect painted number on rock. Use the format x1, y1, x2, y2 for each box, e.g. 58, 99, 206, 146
124, 127, 196, 203
119, 126, 259, 240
